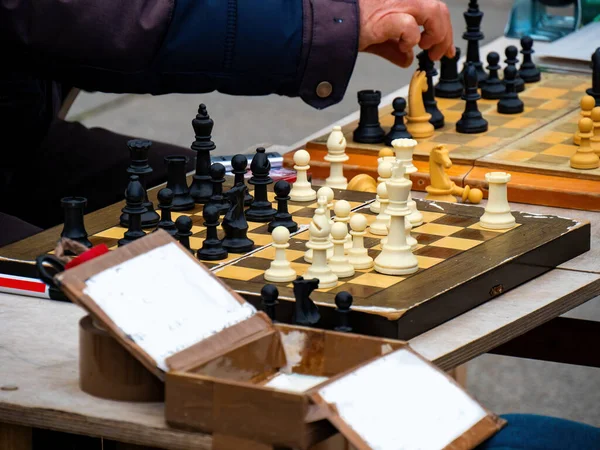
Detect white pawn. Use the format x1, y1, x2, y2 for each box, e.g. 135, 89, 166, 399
264, 226, 297, 283
381, 216, 418, 250
370, 161, 393, 214
303, 196, 338, 289
347, 214, 374, 270
479, 172, 516, 229
370, 182, 390, 236
305, 186, 335, 263
329, 222, 355, 278
289, 149, 317, 202
333, 199, 353, 253
325, 126, 349, 189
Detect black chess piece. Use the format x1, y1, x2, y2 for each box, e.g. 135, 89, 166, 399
586, 47, 600, 106
60, 197, 92, 249
497, 65, 524, 114
231, 154, 253, 206
268, 180, 298, 233
334, 291, 353, 333
460, 0, 486, 84
197, 204, 228, 261
206, 163, 229, 215
456, 63, 488, 134
119, 139, 160, 229
245, 148, 277, 223
504, 45, 525, 93
481, 52, 506, 100
189, 104, 216, 203
435, 46, 463, 98
118, 175, 146, 247
292, 276, 320, 326
221, 182, 255, 253
417, 50, 444, 129
353, 90, 386, 143
518, 36, 541, 83
154, 188, 177, 237
174, 215, 193, 252
384, 97, 412, 145
261, 284, 279, 322
164, 155, 195, 211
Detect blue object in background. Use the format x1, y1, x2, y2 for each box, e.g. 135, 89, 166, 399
505, 0, 581, 41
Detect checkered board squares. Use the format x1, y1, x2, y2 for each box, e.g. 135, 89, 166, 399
83, 190, 334, 270
213, 204, 520, 300
477, 108, 600, 180
307, 72, 588, 164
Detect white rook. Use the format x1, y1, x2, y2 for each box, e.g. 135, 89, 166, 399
479, 172, 516, 230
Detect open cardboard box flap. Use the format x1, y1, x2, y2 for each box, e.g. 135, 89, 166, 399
54, 230, 505, 449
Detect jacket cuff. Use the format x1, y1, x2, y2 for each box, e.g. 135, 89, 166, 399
299, 0, 359, 109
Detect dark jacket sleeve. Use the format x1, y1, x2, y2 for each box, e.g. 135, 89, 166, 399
0, 0, 359, 109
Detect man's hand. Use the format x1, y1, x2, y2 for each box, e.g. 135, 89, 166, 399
358, 0, 455, 68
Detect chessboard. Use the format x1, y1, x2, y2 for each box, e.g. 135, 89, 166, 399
293, 70, 600, 211
0, 178, 590, 340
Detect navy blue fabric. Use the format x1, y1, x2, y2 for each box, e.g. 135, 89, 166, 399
477, 414, 600, 450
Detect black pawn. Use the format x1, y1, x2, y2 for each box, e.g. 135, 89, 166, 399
268, 180, 298, 233
245, 148, 277, 223
456, 63, 488, 134
120, 139, 160, 229
207, 163, 229, 215
174, 215, 193, 252
504, 45, 525, 93
221, 182, 255, 253
334, 292, 353, 333
353, 90, 386, 143
586, 48, 600, 106
197, 204, 228, 261
261, 284, 279, 322
435, 46, 463, 98
460, 0, 487, 84
154, 188, 177, 237
384, 97, 412, 145
189, 104, 216, 203
417, 50, 444, 129
60, 197, 92, 249
165, 155, 195, 211
519, 36, 540, 83
118, 175, 146, 247
481, 52, 506, 100
498, 65, 524, 114
292, 276, 320, 326
231, 154, 253, 206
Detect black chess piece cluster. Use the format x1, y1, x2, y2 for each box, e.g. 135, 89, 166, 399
260, 279, 354, 332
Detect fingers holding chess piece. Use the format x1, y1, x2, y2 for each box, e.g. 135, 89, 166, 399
264, 226, 297, 283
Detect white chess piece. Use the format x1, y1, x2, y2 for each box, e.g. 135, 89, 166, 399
289, 149, 317, 202
381, 216, 418, 250
333, 199, 353, 253
374, 164, 418, 275
305, 186, 335, 263
264, 226, 297, 282
392, 138, 423, 226
347, 214, 374, 269
329, 222, 355, 278
370, 160, 393, 214
370, 182, 390, 236
479, 172, 516, 229
325, 126, 349, 189
303, 196, 338, 289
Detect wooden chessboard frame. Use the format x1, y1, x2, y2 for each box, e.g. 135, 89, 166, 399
292, 71, 600, 211
0, 178, 590, 341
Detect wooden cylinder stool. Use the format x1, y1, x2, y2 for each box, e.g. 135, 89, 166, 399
79, 315, 164, 402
